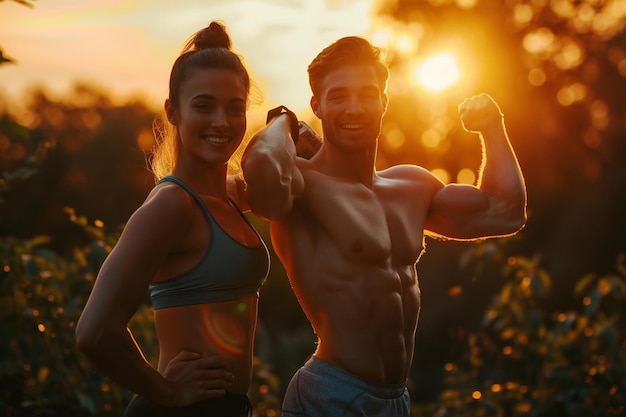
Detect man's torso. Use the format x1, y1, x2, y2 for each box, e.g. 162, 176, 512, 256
271, 163, 435, 383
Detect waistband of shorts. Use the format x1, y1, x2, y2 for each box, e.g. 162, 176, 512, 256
304, 356, 407, 399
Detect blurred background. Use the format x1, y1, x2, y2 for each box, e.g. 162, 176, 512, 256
1, 0, 625, 416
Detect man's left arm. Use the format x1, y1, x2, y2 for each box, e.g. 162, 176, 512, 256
426, 94, 527, 240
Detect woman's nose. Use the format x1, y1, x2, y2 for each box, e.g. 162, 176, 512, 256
211, 108, 229, 127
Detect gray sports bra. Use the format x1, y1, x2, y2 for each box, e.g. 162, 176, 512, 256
148, 176, 270, 309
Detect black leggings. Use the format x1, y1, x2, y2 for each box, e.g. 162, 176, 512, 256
123, 393, 252, 417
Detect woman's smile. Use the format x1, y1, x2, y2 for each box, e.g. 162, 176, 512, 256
202, 135, 233, 144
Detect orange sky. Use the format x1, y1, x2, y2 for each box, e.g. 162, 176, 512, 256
0, 0, 374, 115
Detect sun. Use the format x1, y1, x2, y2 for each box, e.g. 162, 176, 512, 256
412, 52, 461, 93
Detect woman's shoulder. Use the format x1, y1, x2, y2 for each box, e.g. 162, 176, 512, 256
130, 182, 198, 229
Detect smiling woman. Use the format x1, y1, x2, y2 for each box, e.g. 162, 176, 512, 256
75, 21, 270, 417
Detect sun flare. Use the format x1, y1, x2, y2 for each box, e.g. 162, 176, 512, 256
413, 52, 461, 93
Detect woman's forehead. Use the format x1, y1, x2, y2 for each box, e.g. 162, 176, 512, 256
181, 67, 248, 100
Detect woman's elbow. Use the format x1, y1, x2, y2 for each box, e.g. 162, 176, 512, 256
75, 316, 105, 356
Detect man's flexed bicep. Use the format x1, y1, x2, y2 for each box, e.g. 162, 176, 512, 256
426, 182, 523, 240
242, 114, 304, 220
425, 94, 527, 240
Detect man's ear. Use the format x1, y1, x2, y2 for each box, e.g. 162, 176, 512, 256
310, 96, 321, 119
164, 99, 178, 125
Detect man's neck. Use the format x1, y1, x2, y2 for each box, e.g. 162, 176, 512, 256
314, 144, 377, 187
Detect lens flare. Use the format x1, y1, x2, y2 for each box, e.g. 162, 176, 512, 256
204, 311, 246, 355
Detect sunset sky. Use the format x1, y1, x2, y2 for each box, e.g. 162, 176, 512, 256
0, 0, 375, 115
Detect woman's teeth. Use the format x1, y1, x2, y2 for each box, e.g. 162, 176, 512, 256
204, 136, 230, 143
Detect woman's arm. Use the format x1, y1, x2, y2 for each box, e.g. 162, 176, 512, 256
75, 186, 233, 406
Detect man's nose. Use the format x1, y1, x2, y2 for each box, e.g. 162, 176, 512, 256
346, 96, 364, 114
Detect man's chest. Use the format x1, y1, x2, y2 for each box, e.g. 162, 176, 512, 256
303, 178, 427, 263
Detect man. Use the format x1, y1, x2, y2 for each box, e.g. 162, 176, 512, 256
242, 36, 526, 416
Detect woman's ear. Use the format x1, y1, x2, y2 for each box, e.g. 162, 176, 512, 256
164, 99, 178, 125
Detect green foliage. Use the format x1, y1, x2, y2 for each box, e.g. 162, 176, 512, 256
0, 227, 121, 416
431, 243, 626, 417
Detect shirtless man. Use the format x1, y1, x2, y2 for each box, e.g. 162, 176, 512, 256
242, 36, 526, 416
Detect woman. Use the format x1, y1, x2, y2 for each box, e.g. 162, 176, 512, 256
75, 21, 269, 417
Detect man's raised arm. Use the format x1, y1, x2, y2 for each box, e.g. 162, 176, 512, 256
427, 94, 527, 239
241, 112, 304, 220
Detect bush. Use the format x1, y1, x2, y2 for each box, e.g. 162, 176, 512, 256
429, 243, 626, 417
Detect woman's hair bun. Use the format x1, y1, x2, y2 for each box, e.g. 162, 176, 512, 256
192, 21, 232, 51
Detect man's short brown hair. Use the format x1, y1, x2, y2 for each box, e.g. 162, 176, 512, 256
307, 36, 389, 98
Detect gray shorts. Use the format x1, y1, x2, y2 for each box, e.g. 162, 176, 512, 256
282, 356, 410, 417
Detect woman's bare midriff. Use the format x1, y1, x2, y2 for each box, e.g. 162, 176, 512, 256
153, 296, 258, 395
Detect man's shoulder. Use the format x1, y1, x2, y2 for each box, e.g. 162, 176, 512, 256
376, 164, 444, 196
379, 164, 434, 181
